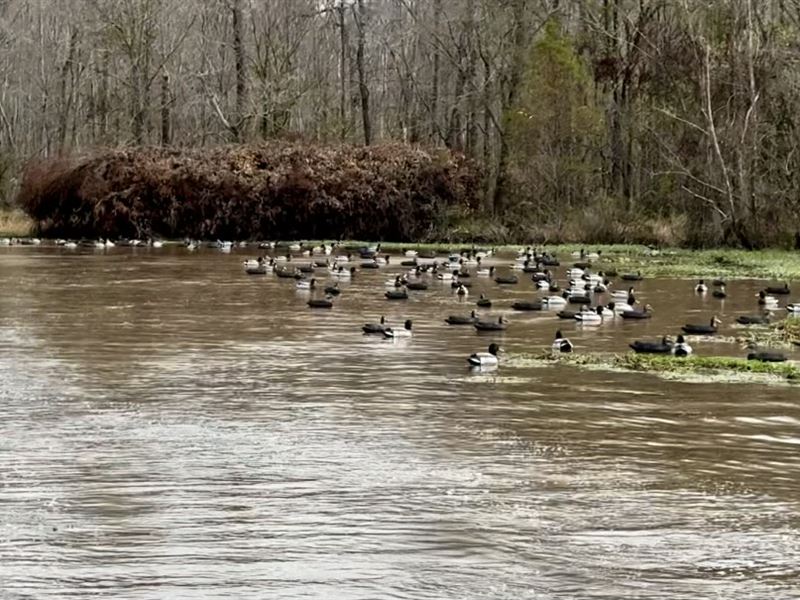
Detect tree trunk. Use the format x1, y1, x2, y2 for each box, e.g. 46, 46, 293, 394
160, 71, 171, 145
232, 0, 246, 141
354, 0, 371, 145
493, 0, 526, 216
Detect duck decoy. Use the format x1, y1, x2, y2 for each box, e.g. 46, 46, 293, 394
511, 300, 542, 311
446, 311, 478, 325
712, 279, 726, 286
361, 261, 381, 269
542, 294, 568, 308
476, 294, 492, 308
575, 306, 605, 323
467, 343, 501, 367
712, 284, 727, 299
296, 278, 316, 290
672, 335, 693, 357
384, 319, 413, 338
747, 351, 787, 363
557, 310, 577, 319
736, 314, 770, 325
552, 330, 573, 353
494, 274, 519, 285
621, 271, 644, 281
757, 291, 780, 307
324, 283, 341, 296
474, 316, 508, 331
406, 281, 429, 291
681, 316, 721, 335
630, 336, 673, 354
308, 296, 334, 309
787, 304, 800, 314
695, 279, 708, 293
765, 283, 791, 295
298, 264, 315, 274
568, 295, 592, 305
363, 316, 386, 335
385, 288, 409, 300
456, 284, 469, 297
620, 304, 654, 319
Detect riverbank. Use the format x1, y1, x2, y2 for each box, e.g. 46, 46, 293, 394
2, 230, 799, 280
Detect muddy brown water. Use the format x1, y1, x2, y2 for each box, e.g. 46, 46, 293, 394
1, 246, 799, 599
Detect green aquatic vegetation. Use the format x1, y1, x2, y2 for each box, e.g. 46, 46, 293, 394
736, 318, 800, 349
523, 351, 800, 384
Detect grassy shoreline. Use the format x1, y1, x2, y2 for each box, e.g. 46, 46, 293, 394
3, 215, 799, 279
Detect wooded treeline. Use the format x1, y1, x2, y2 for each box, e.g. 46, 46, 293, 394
3, 0, 800, 247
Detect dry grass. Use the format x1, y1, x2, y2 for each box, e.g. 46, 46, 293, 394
0, 208, 33, 237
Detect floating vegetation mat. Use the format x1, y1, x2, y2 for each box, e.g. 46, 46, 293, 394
514, 352, 800, 386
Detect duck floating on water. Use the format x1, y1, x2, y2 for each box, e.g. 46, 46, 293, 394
363, 316, 386, 335
467, 343, 501, 367
672, 335, 693, 357
682, 316, 721, 335
552, 330, 573, 353
630, 336, 673, 354
384, 319, 413, 338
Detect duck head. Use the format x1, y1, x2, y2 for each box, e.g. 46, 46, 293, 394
488, 343, 501, 356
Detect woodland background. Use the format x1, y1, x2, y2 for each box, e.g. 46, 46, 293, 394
2, 0, 800, 246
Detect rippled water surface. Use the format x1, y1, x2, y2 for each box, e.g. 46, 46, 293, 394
2, 246, 799, 599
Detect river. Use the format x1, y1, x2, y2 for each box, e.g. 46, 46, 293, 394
1, 245, 799, 599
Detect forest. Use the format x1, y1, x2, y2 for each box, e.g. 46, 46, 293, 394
2, 0, 800, 247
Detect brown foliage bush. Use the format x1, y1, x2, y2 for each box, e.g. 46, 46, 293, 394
17, 143, 479, 241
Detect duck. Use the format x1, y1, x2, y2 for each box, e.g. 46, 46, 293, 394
511, 300, 543, 312
467, 343, 501, 367
712, 284, 727, 299
695, 279, 708, 293
757, 291, 780, 308
406, 280, 429, 291
385, 288, 409, 300
404, 249, 419, 258
476, 294, 492, 308
307, 296, 334, 309
384, 319, 413, 338
476, 261, 492, 277
542, 293, 568, 307
787, 304, 800, 314
386, 275, 405, 288
620, 304, 654, 319
446, 310, 478, 325
333, 266, 356, 279
474, 316, 508, 331
621, 271, 644, 281
611, 287, 635, 301
672, 335, 693, 357
613, 294, 638, 313
456, 284, 469, 297
765, 283, 791, 295
494, 274, 519, 285
630, 336, 673, 354
362, 316, 387, 335
747, 350, 787, 362
575, 306, 604, 324
552, 330, 573, 353
681, 316, 721, 335
324, 283, 341, 296
736, 314, 770, 325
